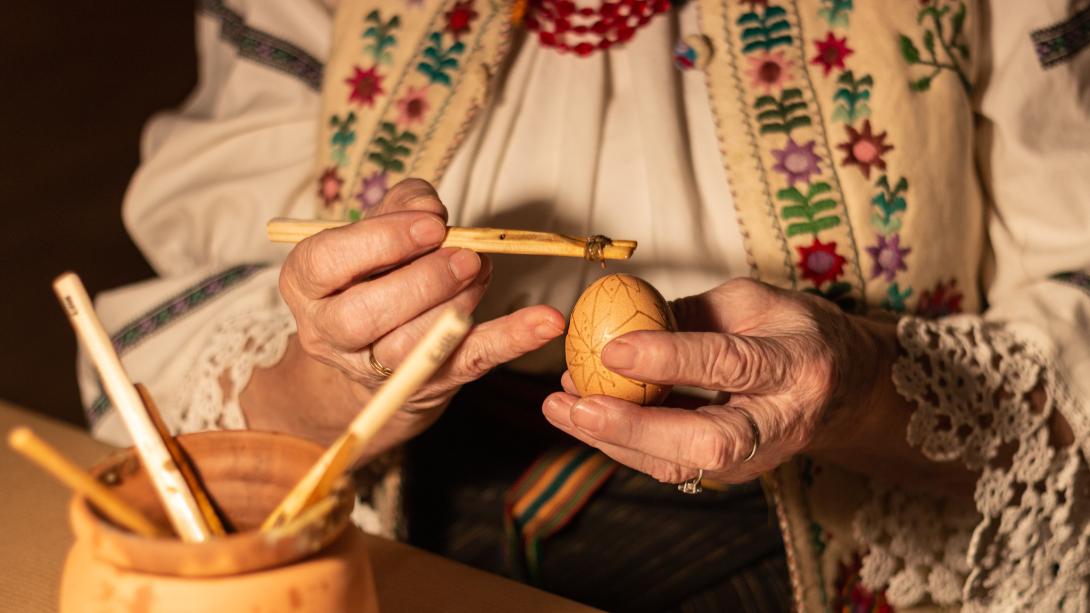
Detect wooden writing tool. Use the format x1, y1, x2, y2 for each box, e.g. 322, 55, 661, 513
8, 427, 167, 538
53, 272, 214, 542
136, 383, 226, 536
266, 218, 638, 261
262, 308, 472, 530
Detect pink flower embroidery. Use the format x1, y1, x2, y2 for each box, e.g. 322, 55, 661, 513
396, 86, 430, 128
865, 234, 910, 281
745, 50, 794, 93
318, 167, 343, 207
345, 65, 384, 107
356, 171, 389, 211
772, 138, 822, 186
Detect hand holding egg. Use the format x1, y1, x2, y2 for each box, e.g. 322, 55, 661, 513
546, 277, 881, 486
565, 274, 677, 405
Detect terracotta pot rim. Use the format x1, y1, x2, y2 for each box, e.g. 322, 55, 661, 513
69, 430, 356, 577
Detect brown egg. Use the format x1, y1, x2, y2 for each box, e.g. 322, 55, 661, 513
565, 274, 677, 405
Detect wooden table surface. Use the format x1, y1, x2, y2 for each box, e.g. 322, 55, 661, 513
0, 400, 598, 612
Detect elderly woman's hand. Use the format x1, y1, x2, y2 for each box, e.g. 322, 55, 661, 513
245, 179, 565, 451
542, 278, 882, 485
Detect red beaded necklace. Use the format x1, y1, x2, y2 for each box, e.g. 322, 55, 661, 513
523, 0, 672, 57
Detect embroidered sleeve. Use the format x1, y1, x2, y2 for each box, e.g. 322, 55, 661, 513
853, 316, 1090, 610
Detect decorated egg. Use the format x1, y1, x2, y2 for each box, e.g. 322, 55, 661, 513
565, 274, 677, 405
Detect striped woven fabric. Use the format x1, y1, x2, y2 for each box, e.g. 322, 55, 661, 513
504, 446, 619, 582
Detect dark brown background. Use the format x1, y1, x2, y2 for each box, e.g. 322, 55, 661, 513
2, 4, 198, 424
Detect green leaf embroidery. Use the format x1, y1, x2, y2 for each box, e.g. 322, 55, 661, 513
909, 76, 932, 91
899, 34, 921, 63
417, 32, 465, 86
870, 175, 909, 228
777, 182, 840, 238
736, 6, 793, 53
897, 1, 970, 94
329, 112, 357, 167
366, 122, 417, 172
881, 282, 913, 312
831, 71, 873, 123
817, 0, 853, 28
754, 89, 812, 137
362, 10, 401, 65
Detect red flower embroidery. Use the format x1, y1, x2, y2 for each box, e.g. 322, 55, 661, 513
916, 279, 963, 317
345, 65, 384, 107
318, 166, 343, 207
745, 50, 795, 93
797, 238, 846, 286
811, 32, 853, 76
446, 1, 478, 39
837, 120, 893, 179
395, 86, 430, 128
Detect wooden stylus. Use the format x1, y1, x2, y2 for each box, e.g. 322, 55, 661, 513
266, 218, 637, 261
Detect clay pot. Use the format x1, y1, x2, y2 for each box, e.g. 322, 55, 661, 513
60, 430, 377, 612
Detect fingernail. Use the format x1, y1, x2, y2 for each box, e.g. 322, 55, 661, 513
410, 216, 446, 247
601, 340, 637, 370
534, 319, 564, 340
543, 394, 574, 425
571, 400, 606, 433
448, 249, 481, 281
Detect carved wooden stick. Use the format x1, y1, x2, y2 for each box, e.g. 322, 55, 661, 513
8, 427, 167, 538
53, 272, 213, 542
262, 308, 472, 530
266, 218, 637, 261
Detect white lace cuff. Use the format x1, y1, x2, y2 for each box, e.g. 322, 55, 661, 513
171, 305, 296, 434
169, 304, 404, 538
854, 316, 1090, 610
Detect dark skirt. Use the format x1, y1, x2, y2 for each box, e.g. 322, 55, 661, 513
405, 370, 792, 613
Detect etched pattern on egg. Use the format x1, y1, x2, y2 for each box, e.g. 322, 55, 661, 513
565, 274, 676, 405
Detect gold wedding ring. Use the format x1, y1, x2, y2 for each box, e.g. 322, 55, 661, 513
367, 347, 393, 379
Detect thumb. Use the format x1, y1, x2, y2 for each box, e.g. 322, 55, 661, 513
374, 178, 449, 221
601, 330, 789, 394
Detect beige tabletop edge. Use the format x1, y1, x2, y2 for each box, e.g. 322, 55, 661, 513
0, 400, 598, 613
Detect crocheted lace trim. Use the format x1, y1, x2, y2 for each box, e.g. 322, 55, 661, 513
170, 305, 400, 538
854, 316, 1089, 610
172, 306, 296, 434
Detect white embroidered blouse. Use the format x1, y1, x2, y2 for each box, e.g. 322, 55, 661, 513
78, 0, 1090, 609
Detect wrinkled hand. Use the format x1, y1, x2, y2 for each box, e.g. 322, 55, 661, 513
278, 179, 565, 446
542, 278, 878, 484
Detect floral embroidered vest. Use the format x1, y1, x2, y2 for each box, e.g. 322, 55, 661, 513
315, 0, 985, 610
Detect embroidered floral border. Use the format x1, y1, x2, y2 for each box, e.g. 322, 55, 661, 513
87, 263, 267, 424
320, 0, 495, 221
199, 0, 324, 90
1031, 6, 1090, 69
725, 0, 868, 311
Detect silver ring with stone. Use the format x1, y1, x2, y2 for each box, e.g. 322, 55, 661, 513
678, 468, 703, 495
